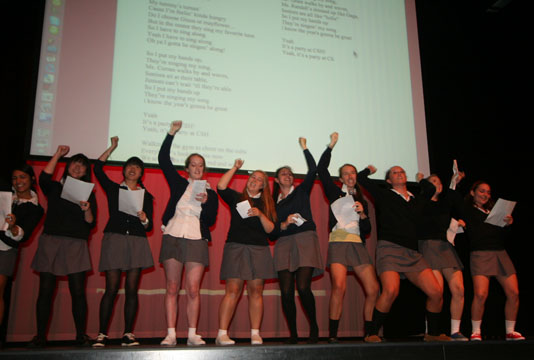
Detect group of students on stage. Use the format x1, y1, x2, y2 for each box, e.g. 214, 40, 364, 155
0, 121, 524, 348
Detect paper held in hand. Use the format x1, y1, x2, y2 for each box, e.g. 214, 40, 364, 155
485, 198, 516, 227
60, 176, 95, 204
119, 188, 145, 216
189, 180, 207, 205
236, 200, 251, 219
331, 196, 359, 228
0, 191, 12, 230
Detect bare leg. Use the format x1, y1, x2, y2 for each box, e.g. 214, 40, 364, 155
218, 278, 244, 330
184, 262, 205, 329
376, 271, 400, 313
329, 263, 347, 320
163, 259, 184, 329
354, 264, 380, 321
442, 268, 464, 321
496, 274, 519, 322
246, 279, 265, 330
405, 268, 443, 313
471, 275, 489, 321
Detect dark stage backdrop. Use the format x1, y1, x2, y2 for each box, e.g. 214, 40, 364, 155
2, 0, 531, 340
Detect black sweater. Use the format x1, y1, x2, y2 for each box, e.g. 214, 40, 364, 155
0, 200, 44, 249
39, 171, 97, 240
358, 169, 434, 251
218, 188, 271, 246
94, 160, 153, 236
317, 147, 371, 240
158, 133, 218, 241
274, 149, 317, 238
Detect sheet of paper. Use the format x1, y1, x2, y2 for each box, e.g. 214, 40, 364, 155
446, 218, 461, 245
189, 180, 207, 205
119, 188, 145, 216
60, 176, 95, 204
236, 200, 251, 219
449, 159, 459, 190
485, 198, 516, 227
291, 213, 307, 227
0, 191, 12, 231
331, 196, 359, 228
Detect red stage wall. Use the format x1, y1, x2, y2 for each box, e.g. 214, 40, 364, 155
7, 161, 377, 341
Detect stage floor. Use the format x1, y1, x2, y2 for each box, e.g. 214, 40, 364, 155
1, 337, 532, 360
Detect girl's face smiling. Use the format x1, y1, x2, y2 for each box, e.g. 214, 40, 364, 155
471, 183, 491, 208
276, 168, 294, 188
12, 170, 32, 196
186, 155, 205, 181
124, 164, 143, 183
428, 175, 443, 196
68, 161, 87, 180
247, 171, 265, 196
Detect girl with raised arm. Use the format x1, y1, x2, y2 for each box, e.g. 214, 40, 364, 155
416, 172, 467, 340
29, 146, 96, 347
159, 121, 219, 346
92, 137, 154, 347
317, 132, 380, 343
358, 160, 448, 342
215, 159, 277, 346
0, 165, 44, 346
463, 181, 523, 341
272, 137, 323, 344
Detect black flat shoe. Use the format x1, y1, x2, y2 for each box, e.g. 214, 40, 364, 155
27, 335, 46, 349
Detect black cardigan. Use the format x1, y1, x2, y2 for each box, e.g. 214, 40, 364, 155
94, 160, 154, 236
158, 133, 218, 241
0, 199, 44, 249
39, 171, 97, 240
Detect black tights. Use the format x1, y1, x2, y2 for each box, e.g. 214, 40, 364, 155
98, 268, 141, 334
278, 267, 318, 339
36, 271, 87, 338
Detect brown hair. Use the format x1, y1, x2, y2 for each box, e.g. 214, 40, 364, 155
241, 170, 277, 223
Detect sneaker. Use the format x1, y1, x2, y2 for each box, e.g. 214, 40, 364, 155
424, 333, 451, 342
364, 334, 382, 343
251, 333, 263, 345
450, 332, 468, 341
470, 333, 482, 341
75, 334, 92, 347
27, 335, 46, 349
92, 333, 108, 347
215, 334, 235, 346
121, 333, 140, 346
187, 334, 206, 346
506, 331, 525, 341
160, 334, 177, 346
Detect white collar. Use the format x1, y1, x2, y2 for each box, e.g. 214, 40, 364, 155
390, 188, 414, 202
277, 186, 294, 203
247, 190, 262, 199
341, 184, 356, 196
13, 190, 39, 206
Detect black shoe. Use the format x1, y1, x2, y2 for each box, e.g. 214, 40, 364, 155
284, 337, 298, 344
92, 333, 108, 347
75, 334, 92, 347
328, 337, 339, 344
121, 333, 140, 346
27, 335, 46, 349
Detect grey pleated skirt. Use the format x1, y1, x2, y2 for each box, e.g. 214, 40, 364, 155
418, 239, 463, 271
98, 232, 154, 272
31, 233, 92, 276
220, 242, 275, 281
274, 230, 324, 276
470, 250, 516, 277
327, 241, 373, 271
159, 234, 209, 266
0, 249, 18, 276
376, 240, 429, 276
